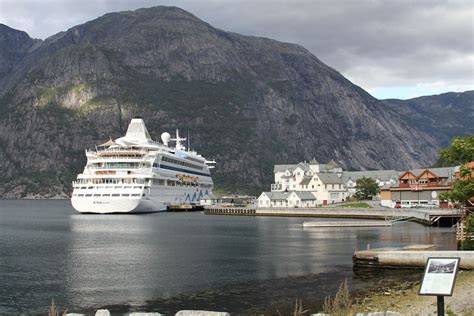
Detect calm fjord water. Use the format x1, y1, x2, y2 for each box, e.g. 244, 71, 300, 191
0, 200, 457, 314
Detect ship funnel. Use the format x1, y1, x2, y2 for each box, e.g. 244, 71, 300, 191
124, 118, 151, 142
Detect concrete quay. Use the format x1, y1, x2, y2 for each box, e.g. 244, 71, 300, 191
303, 221, 392, 228
205, 206, 464, 226
353, 249, 474, 269
204, 207, 256, 216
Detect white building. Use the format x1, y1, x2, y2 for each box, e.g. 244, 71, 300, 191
257, 191, 318, 208
262, 159, 348, 207
341, 170, 399, 197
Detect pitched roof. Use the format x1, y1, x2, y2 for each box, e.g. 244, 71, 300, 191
341, 170, 399, 183
260, 191, 316, 201
293, 191, 317, 200
274, 162, 309, 173
326, 159, 339, 168
317, 172, 343, 184
299, 176, 312, 185
261, 191, 291, 200
399, 167, 457, 180
274, 164, 298, 173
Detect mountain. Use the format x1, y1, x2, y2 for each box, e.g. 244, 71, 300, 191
383, 91, 474, 147
0, 6, 470, 198
0, 24, 41, 86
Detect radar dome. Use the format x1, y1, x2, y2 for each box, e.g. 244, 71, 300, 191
161, 132, 171, 145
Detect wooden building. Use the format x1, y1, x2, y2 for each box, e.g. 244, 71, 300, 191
381, 167, 458, 208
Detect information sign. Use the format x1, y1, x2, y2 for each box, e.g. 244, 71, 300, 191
419, 257, 460, 296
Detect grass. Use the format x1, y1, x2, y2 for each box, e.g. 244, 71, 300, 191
48, 299, 66, 316
37, 83, 92, 107
323, 279, 353, 315
292, 299, 308, 316
340, 202, 372, 209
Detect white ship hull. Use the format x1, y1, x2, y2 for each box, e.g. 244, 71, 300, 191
71, 196, 166, 214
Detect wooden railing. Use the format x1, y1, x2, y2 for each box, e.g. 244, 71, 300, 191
457, 219, 474, 241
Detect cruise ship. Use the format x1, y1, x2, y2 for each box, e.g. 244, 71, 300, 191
71, 118, 215, 213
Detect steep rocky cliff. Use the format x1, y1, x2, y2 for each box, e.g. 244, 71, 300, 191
0, 24, 41, 87
0, 6, 470, 197
383, 91, 474, 147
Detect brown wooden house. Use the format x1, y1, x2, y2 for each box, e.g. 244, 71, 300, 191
388, 167, 458, 207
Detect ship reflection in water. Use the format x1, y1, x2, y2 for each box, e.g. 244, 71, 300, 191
0, 200, 457, 314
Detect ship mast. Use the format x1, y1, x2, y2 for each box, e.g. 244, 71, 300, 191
171, 129, 186, 151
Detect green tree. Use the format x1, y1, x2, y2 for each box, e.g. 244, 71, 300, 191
439, 134, 474, 250
354, 177, 379, 200
440, 135, 474, 165
439, 135, 474, 203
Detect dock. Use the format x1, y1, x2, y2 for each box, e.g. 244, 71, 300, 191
204, 206, 465, 226
303, 221, 392, 228
204, 207, 256, 216
353, 245, 474, 269
167, 205, 204, 212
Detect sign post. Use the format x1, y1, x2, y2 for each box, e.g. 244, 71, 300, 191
419, 257, 460, 316
437, 296, 444, 316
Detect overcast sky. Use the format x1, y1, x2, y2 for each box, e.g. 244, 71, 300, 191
1, 0, 472, 99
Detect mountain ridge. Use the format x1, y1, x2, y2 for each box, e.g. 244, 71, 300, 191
0, 6, 472, 198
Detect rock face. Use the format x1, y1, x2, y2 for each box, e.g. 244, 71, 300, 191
0, 24, 41, 82
383, 91, 474, 147
0, 6, 471, 197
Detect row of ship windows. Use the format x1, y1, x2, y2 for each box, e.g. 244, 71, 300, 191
73, 193, 145, 197
91, 162, 149, 169
75, 183, 212, 189
160, 156, 203, 170
98, 153, 144, 158
185, 156, 204, 164
76, 186, 145, 190
153, 179, 196, 187
75, 178, 148, 184
151, 179, 212, 188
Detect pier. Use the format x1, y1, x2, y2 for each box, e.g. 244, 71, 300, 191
204, 207, 256, 216
205, 206, 465, 226
167, 205, 204, 212
303, 221, 392, 228
353, 246, 474, 269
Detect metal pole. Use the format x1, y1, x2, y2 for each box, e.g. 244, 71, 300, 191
437, 296, 444, 316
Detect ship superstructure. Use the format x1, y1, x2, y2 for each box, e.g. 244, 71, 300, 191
71, 118, 215, 213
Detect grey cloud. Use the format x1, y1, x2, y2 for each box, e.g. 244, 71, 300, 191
0, 0, 472, 97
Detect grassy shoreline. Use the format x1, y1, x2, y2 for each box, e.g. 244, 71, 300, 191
354, 270, 474, 315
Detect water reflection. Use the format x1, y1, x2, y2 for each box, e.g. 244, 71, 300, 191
66, 213, 164, 309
